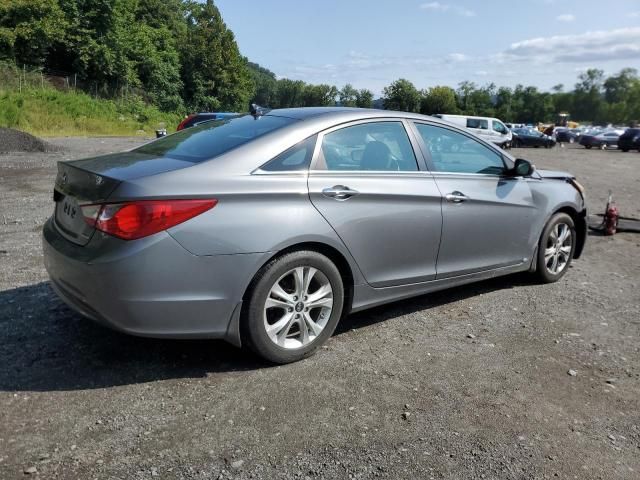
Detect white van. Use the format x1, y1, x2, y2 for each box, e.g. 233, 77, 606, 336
434, 114, 512, 148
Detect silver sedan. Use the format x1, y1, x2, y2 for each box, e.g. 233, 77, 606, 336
43, 108, 587, 363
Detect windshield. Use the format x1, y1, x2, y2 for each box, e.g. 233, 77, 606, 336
135, 114, 296, 162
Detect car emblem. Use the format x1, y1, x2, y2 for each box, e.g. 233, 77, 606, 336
95, 175, 103, 186
61, 173, 67, 185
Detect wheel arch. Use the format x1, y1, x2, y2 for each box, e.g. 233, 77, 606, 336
553, 205, 587, 259
242, 241, 356, 316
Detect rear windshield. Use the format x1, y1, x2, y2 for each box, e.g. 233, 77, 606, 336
136, 114, 296, 162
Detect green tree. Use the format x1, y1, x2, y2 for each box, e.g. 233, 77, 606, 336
573, 68, 604, 122
495, 86, 513, 121
382, 78, 420, 112
302, 83, 337, 106
339, 83, 358, 106
355, 88, 374, 108
248, 61, 277, 106
420, 86, 457, 115
180, 0, 252, 112
274, 78, 306, 108
0, 0, 68, 66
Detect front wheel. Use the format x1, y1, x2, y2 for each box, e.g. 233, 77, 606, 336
241, 251, 344, 363
535, 213, 576, 283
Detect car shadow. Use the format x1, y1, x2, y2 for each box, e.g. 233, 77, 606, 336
336, 272, 533, 334
1, 274, 535, 392
0, 282, 269, 392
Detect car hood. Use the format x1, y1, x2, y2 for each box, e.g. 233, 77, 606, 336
534, 168, 575, 180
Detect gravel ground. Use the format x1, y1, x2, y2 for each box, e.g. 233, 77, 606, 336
1, 138, 639, 479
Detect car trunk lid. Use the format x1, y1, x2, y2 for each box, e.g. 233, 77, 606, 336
53, 152, 195, 245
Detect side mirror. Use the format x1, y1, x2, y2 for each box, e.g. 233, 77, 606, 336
511, 158, 534, 177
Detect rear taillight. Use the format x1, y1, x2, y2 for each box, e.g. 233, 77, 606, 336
176, 114, 195, 131
81, 199, 217, 240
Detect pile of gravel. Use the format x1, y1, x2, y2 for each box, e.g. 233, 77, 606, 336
0, 128, 58, 154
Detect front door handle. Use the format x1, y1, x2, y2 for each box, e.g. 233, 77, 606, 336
322, 185, 359, 200
445, 191, 469, 203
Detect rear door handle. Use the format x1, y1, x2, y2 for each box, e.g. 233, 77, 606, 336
322, 185, 359, 200
445, 191, 469, 203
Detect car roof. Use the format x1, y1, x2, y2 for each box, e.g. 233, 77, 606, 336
263, 106, 454, 126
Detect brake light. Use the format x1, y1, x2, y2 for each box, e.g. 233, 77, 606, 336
81, 199, 217, 240
176, 114, 195, 131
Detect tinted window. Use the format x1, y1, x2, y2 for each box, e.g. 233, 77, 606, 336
185, 114, 217, 128
136, 115, 295, 162
262, 135, 317, 172
414, 123, 505, 175
317, 122, 418, 172
467, 118, 488, 129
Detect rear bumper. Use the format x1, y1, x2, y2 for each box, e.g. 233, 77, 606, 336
42, 217, 268, 341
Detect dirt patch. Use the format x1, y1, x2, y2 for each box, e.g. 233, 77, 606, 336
0, 128, 60, 154
0, 140, 639, 479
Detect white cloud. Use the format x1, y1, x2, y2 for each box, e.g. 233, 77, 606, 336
556, 14, 575, 22
630, 11, 640, 18
419, 2, 476, 17
505, 27, 640, 63
448, 53, 468, 62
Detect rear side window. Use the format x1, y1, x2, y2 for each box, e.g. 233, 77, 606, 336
135, 115, 295, 162
316, 122, 418, 172
467, 118, 488, 130
261, 135, 317, 172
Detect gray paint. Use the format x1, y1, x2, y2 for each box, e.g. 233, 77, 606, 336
43, 107, 586, 345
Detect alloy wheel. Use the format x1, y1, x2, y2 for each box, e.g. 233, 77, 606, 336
263, 266, 333, 349
544, 222, 572, 275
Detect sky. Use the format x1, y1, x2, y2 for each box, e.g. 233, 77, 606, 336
215, 0, 640, 95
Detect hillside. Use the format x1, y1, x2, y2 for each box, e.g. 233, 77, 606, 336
0, 87, 181, 137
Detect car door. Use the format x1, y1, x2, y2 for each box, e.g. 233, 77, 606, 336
307, 119, 442, 288
411, 121, 537, 279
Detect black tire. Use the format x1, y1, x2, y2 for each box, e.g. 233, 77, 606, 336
621, 149, 629, 152
241, 250, 344, 364
585, 145, 592, 149
534, 213, 576, 284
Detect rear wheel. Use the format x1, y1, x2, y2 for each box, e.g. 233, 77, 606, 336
535, 213, 576, 283
241, 251, 344, 364
621, 148, 629, 152
585, 145, 592, 149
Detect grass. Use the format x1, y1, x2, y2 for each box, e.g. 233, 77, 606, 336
0, 76, 182, 137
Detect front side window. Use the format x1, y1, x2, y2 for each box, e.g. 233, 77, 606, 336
467, 118, 488, 130
414, 123, 505, 175
492, 120, 507, 134
316, 122, 418, 172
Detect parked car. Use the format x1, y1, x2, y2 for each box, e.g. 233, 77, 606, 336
617, 128, 640, 152
43, 108, 586, 363
512, 128, 556, 148
555, 128, 580, 144
176, 112, 238, 131
579, 130, 622, 149
434, 114, 512, 148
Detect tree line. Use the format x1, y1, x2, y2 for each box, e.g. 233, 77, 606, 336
384, 69, 640, 125
1, 1, 638, 124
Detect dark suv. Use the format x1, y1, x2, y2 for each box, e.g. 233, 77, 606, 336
176, 112, 238, 131
617, 128, 640, 152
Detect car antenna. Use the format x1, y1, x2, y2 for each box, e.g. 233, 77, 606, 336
250, 103, 264, 118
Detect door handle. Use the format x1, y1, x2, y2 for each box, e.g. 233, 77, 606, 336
322, 185, 359, 200
445, 191, 469, 203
